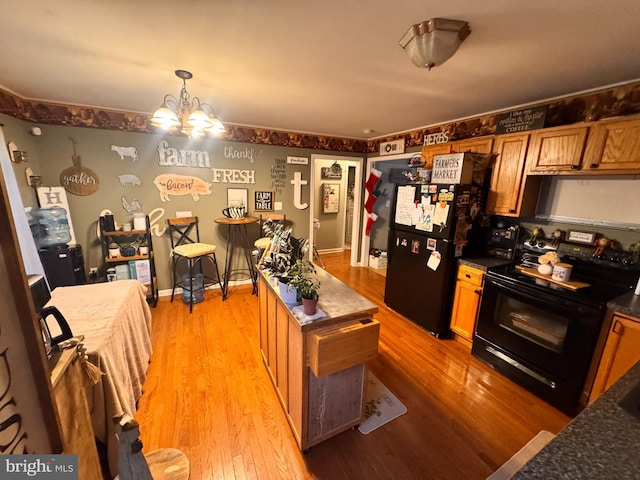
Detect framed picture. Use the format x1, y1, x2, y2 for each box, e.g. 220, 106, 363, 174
322, 183, 340, 214
227, 188, 248, 208
254, 191, 273, 211
321, 162, 343, 179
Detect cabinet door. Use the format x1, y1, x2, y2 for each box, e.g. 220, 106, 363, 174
583, 117, 640, 172
527, 125, 589, 173
421, 143, 452, 168
589, 314, 640, 403
486, 133, 535, 216
258, 278, 269, 355
452, 136, 494, 154
450, 267, 483, 343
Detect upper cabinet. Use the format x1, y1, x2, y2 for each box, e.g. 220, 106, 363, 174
582, 115, 640, 173
527, 125, 589, 174
452, 136, 494, 154
486, 133, 541, 217
421, 143, 452, 167
421, 136, 494, 168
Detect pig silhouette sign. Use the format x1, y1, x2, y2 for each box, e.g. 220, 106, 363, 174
153, 173, 213, 202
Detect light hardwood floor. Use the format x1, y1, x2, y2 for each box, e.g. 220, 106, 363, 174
136, 251, 570, 480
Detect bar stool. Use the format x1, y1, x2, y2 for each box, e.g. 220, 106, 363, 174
254, 213, 286, 266
166, 216, 224, 313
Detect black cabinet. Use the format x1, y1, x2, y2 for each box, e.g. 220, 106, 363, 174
39, 245, 86, 290
99, 215, 158, 306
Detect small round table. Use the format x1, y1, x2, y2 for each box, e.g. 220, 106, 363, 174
214, 216, 259, 297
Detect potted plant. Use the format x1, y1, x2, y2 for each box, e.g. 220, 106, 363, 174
288, 259, 321, 315
108, 242, 120, 258
260, 221, 309, 304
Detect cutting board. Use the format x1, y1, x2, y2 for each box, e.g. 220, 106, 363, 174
515, 265, 590, 291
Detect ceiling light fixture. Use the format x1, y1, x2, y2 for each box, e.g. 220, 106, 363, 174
150, 69, 224, 137
399, 18, 471, 70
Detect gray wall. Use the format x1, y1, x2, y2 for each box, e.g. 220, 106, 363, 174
1, 113, 354, 291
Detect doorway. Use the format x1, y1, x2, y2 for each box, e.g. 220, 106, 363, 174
309, 155, 363, 267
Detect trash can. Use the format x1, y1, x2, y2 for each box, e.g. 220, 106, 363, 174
182, 273, 204, 304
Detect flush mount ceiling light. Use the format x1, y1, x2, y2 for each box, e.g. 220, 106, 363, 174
399, 18, 471, 70
150, 69, 224, 138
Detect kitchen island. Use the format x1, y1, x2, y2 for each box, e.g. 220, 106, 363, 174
257, 267, 379, 450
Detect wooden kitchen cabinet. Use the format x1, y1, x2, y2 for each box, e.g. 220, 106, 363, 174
589, 312, 640, 404
450, 264, 484, 347
486, 132, 542, 217
421, 136, 494, 168
258, 269, 379, 450
451, 136, 494, 154
421, 143, 452, 167
582, 115, 640, 173
527, 124, 589, 173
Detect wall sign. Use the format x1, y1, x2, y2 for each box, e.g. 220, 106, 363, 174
254, 191, 273, 211
322, 183, 340, 213
495, 106, 547, 134
211, 168, 255, 184
110, 144, 138, 162
379, 139, 405, 156
287, 155, 308, 165
153, 174, 213, 202
224, 145, 263, 163
36, 186, 77, 244
60, 138, 99, 196
270, 158, 287, 194
423, 131, 449, 146
157, 140, 211, 168
321, 162, 342, 179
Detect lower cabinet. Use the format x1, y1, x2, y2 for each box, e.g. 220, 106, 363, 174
589, 312, 640, 404
450, 265, 484, 347
258, 275, 379, 450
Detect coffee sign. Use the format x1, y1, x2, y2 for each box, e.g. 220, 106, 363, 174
495, 106, 547, 134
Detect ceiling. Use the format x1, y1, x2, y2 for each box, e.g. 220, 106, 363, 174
2, 0, 640, 140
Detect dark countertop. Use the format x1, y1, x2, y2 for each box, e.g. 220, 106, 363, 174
608, 292, 640, 318
458, 255, 513, 272
512, 359, 640, 479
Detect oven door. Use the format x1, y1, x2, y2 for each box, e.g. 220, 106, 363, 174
474, 274, 604, 386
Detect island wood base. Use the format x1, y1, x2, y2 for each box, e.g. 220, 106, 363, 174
258, 271, 379, 450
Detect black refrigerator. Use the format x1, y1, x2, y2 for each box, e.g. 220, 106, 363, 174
383, 183, 485, 337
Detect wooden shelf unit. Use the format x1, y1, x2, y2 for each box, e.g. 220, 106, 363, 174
99, 216, 158, 306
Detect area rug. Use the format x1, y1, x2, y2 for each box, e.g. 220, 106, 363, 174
358, 372, 407, 434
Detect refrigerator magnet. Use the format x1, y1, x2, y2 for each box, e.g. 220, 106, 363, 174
427, 250, 441, 271
411, 239, 420, 254
427, 238, 437, 250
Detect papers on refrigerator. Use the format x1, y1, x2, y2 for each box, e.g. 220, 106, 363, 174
394, 185, 416, 225
427, 250, 442, 271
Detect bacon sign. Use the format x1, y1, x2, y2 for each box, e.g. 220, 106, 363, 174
153, 173, 213, 202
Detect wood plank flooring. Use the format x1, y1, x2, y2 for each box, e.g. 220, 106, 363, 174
136, 251, 570, 480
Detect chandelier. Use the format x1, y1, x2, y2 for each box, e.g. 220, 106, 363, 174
150, 69, 225, 137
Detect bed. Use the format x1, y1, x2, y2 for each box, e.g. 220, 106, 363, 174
46, 280, 152, 478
